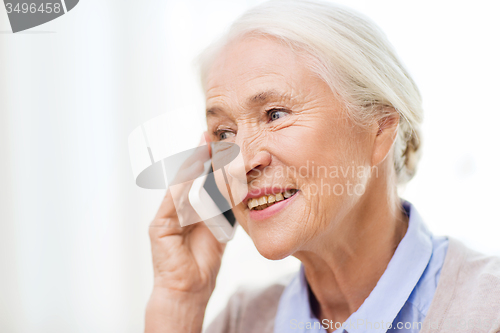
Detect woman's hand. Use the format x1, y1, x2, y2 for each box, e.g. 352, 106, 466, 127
145, 133, 226, 333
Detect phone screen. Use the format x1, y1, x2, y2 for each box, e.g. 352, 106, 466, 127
203, 165, 236, 226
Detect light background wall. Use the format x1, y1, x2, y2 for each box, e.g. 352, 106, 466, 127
0, 0, 499, 332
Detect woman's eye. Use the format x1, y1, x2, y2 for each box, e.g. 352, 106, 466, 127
268, 108, 288, 121
218, 131, 235, 141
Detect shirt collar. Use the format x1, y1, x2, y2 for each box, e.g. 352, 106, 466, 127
273, 200, 433, 333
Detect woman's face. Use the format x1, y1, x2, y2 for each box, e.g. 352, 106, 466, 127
205, 36, 374, 259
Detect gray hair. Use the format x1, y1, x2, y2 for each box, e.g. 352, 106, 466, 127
197, 0, 423, 185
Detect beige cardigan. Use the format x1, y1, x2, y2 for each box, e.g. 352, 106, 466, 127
204, 237, 500, 333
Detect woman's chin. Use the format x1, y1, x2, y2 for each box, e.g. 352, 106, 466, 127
251, 233, 298, 261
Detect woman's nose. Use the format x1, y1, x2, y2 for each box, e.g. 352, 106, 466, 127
246, 150, 272, 177
228, 145, 271, 184
224, 136, 272, 205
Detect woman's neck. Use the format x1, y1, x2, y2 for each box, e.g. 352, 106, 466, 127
293, 191, 409, 330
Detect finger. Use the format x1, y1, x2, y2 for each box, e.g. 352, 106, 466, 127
154, 162, 204, 224
170, 161, 205, 226
171, 156, 205, 186
176, 145, 209, 177
153, 189, 176, 221
154, 133, 209, 221
149, 216, 184, 239
177, 132, 210, 171
203, 131, 212, 158
153, 161, 201, 221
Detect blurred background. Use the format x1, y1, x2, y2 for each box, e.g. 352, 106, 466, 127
1, 0, 499, 332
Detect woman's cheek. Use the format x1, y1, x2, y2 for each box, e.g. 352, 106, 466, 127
234, 208, 248, 231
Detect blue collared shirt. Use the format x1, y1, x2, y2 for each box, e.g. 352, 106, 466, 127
273, 200, 449, 333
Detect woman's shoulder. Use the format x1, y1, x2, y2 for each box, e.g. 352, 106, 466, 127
204, 273, 294, 333
422, 237, 500, 332
445, 236, 500, 284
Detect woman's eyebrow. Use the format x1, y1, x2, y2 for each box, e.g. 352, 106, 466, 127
206, 90, 291, 118
206, 106, 222, 118
246, 90, 291, 106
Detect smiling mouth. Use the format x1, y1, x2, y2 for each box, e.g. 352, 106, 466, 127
247, 189, 299, 211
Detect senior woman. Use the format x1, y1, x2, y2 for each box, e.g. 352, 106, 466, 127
144, 1, 500, 332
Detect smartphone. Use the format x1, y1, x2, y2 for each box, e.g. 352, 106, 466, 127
188, 160, 238, 243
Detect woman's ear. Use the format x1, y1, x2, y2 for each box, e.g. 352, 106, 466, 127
371, 112, 400, 167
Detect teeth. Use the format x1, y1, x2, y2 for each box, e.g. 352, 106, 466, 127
247, 190, 297, 210
248, 198, 258, 209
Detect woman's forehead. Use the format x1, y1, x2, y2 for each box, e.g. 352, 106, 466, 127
205, 37, 308, 96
